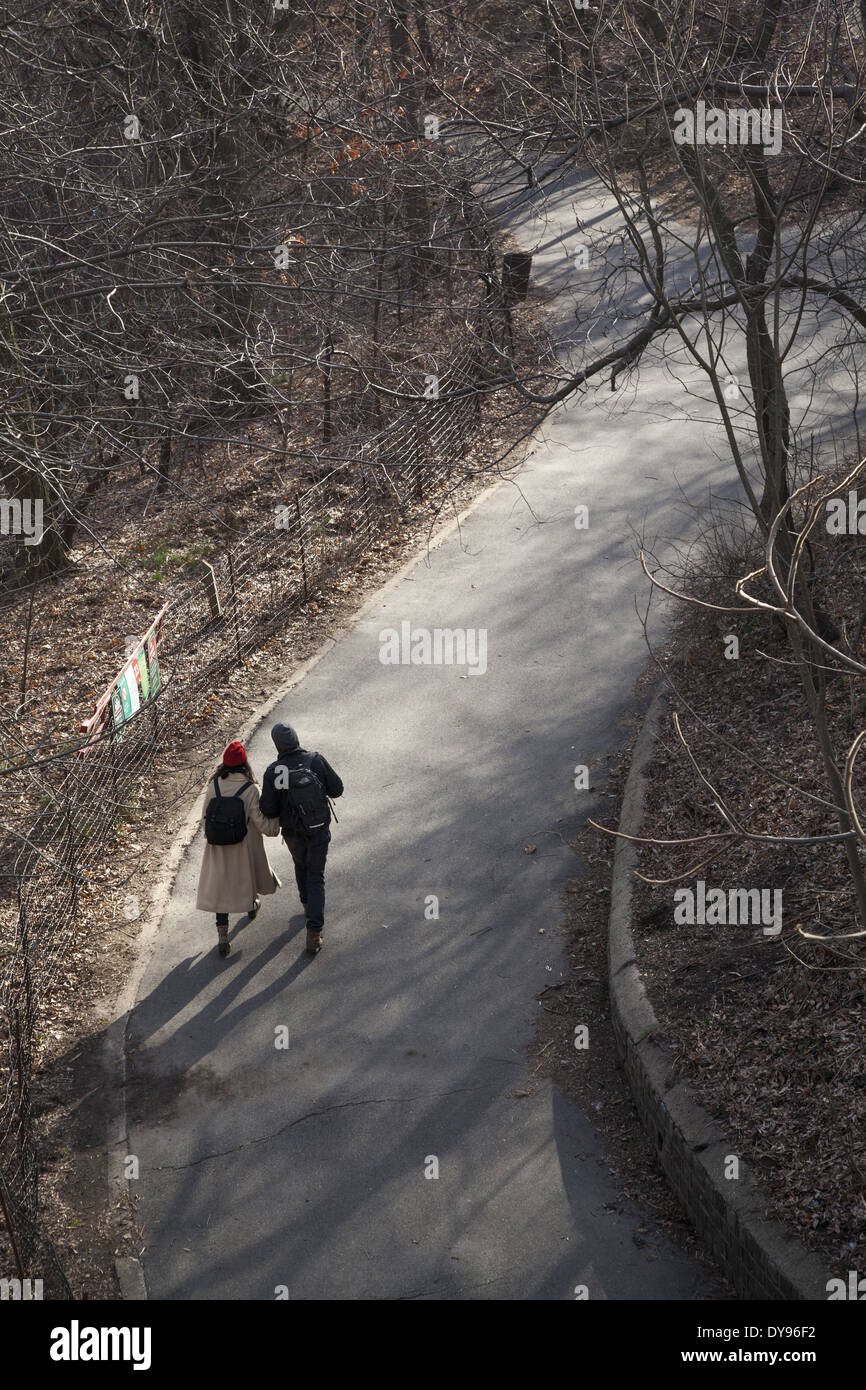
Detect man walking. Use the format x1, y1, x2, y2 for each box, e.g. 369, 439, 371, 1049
259, 722, 343, 955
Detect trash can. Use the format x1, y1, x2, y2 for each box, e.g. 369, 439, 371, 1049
501, 252, 532, 306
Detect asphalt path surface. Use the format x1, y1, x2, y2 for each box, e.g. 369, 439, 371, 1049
127, 160, 850, 1300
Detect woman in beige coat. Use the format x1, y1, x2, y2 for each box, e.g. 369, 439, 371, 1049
196, 741, 281, 956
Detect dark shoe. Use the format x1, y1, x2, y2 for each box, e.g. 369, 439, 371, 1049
248, 897, 261, 920
217, 925, 230, 957
305, 928, 323, 956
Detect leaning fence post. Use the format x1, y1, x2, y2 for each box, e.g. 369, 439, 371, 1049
0, 1161, 26, 1280
225, 549, 243, 662
202, 561, 222, 619
295, 495, 309, 599
7, 878, 37, 1265
63, 780, 79, 922
414, 421, 425, 502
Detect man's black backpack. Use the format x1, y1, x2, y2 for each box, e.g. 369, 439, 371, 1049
275, 753, 329, 837
204, 777, 249, 846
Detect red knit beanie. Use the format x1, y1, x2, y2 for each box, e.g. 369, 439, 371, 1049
223, 741, 247, 767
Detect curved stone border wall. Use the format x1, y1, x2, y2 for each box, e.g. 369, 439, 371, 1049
608, 690, 830, 1300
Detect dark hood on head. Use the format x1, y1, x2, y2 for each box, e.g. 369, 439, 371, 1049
271, 721, 300, 754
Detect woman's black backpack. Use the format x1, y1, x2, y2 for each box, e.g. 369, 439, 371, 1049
204, 777, 249, 845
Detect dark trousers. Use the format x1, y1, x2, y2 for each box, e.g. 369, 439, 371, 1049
284, 831, 330, 931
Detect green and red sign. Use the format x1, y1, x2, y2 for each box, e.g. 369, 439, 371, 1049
81, 604, 168, 751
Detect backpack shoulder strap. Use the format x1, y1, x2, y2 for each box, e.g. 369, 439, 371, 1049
280, 752, 313, 775
300, 753, 324, 785
214, 775, 250, 798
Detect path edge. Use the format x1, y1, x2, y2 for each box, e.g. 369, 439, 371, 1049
608, 687, 830, 1301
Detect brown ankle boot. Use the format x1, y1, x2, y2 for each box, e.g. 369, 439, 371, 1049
305, 928, 323, 955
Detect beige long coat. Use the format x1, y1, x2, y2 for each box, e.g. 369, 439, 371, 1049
195, 772, 282, 914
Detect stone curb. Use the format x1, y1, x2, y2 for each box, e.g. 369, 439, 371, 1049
608, 688, 831, 1300
114, 1256, 148, 1301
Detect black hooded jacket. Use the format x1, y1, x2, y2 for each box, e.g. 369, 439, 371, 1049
259, 722, 343, 835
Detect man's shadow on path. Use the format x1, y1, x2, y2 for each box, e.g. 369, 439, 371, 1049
125, 911, 312, 1120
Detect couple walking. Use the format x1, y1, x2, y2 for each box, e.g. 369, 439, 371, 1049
195, 721, 343, 958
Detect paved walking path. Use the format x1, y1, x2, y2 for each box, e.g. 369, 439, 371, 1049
125, 163, 762, 1300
